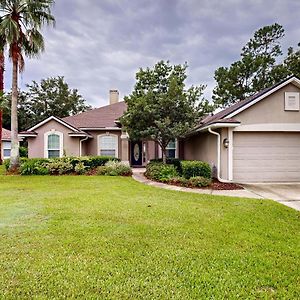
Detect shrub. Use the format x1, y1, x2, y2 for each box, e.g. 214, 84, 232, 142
150, 158, 182, 174
74, 162, 88, 175
20, 159, 49, 175
84, 156, 120, 169
145, 162, 178, 182
45, 159, 73, 175
187, 176, 211, 188
168, 176, 189, 187
181, 160, 212, 179
97, 161, 132, 176
19, 146, 28, 158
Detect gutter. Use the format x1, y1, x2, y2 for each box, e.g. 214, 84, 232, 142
79, 136, 89, 157
208, 126, 235, 183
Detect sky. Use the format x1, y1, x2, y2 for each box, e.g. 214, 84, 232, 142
4, 0, 300, 108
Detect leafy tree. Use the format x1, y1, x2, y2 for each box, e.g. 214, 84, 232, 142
2, 76, 92, 131
0, 0, 55, 170
121, 61, 210, 163
284, 43, 300, 78
213, 23, 289, 108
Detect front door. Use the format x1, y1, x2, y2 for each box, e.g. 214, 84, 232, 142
131, 141, 143, 166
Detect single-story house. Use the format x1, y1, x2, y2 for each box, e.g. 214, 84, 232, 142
20, 75, 300, 183
1, 128, 12, 160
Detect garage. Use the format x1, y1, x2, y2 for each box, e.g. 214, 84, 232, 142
233, 132, 300, 182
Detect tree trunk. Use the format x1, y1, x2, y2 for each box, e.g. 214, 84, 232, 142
9, 59, 19, 171
0, 49, 4, 165
0, 111, 2, 165
162, 146, 167, 164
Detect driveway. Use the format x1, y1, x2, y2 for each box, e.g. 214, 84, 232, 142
242, 184, 300, 211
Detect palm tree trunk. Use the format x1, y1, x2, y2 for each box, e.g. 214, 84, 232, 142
9, 59, 19, 170
0, 49, 3, 165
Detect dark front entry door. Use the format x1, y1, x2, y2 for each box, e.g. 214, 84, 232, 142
131, 141, 143, 166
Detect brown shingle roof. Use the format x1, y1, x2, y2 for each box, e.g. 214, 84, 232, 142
2, 128, 11, 140
63, 101, 127, 129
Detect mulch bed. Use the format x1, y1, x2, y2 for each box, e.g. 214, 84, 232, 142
144, 174, 243, 191
211, 179, 243, 190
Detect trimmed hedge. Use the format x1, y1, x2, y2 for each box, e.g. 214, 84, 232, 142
4, 156, 121, 175
97, 161, 132, 176
181, 160, 212, 179
145, 160, 212, 188
145, 162, 178, 182
150, 158, 182, 174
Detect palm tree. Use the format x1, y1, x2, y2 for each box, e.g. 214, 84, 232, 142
0, 34, 5, 165
0, 0, 55, 171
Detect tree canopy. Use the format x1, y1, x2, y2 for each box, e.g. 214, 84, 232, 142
2, 76, 92, 131
121, 61, 211, 162
213, 23, 300, 108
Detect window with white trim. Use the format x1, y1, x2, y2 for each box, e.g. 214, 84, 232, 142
99, 135, 118, 157
166, 140, 176, 159
3, 141, 11, 158
47, 133, 61, 158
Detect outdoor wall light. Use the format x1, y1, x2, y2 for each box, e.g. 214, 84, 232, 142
223, 138, 229, 148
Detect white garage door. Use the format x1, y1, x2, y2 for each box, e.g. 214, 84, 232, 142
233, 132, 300, 182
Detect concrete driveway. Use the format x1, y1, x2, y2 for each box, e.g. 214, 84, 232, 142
242, 184, 300, 211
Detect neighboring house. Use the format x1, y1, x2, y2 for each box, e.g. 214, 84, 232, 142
20, 75, 300, 182
1, 128, 12, 159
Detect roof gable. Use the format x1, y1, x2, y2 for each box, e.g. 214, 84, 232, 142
28, 116, 81, 132
200, 75, 300, 128
2, 128, 11, 140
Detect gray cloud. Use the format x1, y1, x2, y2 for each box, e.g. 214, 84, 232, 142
4, 0, 300, 107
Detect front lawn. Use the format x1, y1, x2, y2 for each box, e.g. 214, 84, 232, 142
0, 174, 299, 299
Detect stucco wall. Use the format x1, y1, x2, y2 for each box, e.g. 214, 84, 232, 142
28, 120, 80, 158
84, 130, 122, 158
183, 132, 218, 169
236, 83, 300, 124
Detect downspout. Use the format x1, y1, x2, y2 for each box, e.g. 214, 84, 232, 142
208, 127, 232, 183
79, 136, 89, 157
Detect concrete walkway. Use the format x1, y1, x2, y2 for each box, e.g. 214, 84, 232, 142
132, 170, 262, 199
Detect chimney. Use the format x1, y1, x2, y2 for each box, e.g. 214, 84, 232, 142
109, 89, 119, 105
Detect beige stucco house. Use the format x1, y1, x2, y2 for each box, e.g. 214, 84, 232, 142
184, 75, 300, 182
20, 75, 300, 183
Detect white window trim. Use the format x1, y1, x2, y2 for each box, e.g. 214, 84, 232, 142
44, 130, 64, 158
158, 139, 178, 159
97, 134, 119, 158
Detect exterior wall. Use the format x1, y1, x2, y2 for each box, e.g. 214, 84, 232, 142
147, 140, 156, 161
220, 128, 229, 179
235, 83, 300, 125
27, 120, 81, 158
183, 132, 218, 169
84, 130, 122, 158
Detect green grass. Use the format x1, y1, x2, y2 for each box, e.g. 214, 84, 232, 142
0, 173, 299, 299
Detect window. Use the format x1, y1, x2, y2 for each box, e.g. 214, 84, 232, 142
166, 140, 176, 159
44, 131, 63, 158
3, 141, 11, 158
99, 135, 118, 157
48, 134, 60, 158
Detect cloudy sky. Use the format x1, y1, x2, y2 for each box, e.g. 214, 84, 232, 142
4, 0, 300, 107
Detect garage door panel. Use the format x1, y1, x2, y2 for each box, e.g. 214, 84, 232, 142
234, 161, 300, 170
233, 132, 300, 182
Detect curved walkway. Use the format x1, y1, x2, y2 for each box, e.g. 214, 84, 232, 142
132, 170, 262, 199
